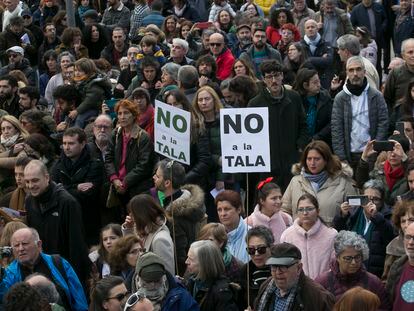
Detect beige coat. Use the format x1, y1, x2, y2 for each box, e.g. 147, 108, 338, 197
282, 163, 357, 225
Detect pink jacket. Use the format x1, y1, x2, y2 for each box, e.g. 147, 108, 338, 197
280, 218, 337, 279
245, 205, 292, 243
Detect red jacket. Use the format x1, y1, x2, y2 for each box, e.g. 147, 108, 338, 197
215, 48, 235, 81
266, 25, 301, 47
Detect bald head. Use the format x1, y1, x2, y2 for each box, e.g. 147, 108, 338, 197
304, 19, 318, 39
25, 274, 60, 304
24, 160, 50, 197
209, 33, 225, 56
11, 228, 42, 267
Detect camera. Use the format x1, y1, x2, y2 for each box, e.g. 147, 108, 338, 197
0, 246, 13, 259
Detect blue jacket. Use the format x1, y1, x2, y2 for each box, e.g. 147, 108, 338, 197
162, 272, 200, 311
0, 253, 88, 311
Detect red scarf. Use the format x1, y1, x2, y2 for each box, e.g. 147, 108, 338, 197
384, 160, 405, 191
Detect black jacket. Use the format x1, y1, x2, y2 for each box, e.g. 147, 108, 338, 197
0, 26, 37, 66
0, 58, 36, 86
333, 207, 396, 278
25, 182, 91, 282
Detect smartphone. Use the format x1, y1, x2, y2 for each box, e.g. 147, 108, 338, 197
373, 141, 395, 152
346, 195, 369, 206
396, 121, 405, 135
195, 22, 212, 30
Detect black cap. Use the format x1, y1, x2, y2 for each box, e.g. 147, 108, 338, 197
266, 243, 302, 266
21, 9, 32, 17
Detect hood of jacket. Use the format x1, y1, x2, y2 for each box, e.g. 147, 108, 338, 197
165, 184, 206, 222
290, 162, 354, 178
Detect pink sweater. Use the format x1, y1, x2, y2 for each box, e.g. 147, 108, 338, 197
280, 218, 337, 279
245, 205, 293, 244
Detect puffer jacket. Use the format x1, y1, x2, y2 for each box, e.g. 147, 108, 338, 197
282, 163, 357, 224
280, 218, 337, 279
165, 184, 206, 276
315, 260, 392, 310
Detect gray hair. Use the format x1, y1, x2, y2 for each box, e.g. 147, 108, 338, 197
57, 51, 75, 73
401, 38, 414, 55
346, 55, 365, 70
363, 179, 385, 200
177, 65, 199, 89
25, 274, 60, 304
161, 63, 181, 82
94, 114, 112, 125
172, 38, 189, 52
334, 231, 369, 261
337, 34, 361, 56
220, 78, 232, 90
189, 240, 225, 281
246, 225, 274, 246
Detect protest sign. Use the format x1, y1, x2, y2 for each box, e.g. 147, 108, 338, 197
154, 100, 191, 165
220, 108, 271, 173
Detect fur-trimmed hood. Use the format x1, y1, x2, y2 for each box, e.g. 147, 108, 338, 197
290, 162, 354, 179
165, 184, 206, 221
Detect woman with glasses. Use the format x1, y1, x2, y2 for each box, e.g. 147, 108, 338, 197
90, 275, 128, 311
280, 193, 337, 279
240, 226, 273, 309
315, 231, 391, 309
282, 140, 356, 226
185, 240, 238, 311
334, 180, 396, 278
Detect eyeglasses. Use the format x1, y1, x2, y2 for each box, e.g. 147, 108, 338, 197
264, 73, 283, 80
270, 261, 298, 272
8, 54, 19, 59
404, 234, 414, 242
107, 291, 128, 301
124, 292, 145, 311
297, 206, 316, 213
210, 42, 222, 47
247, 245, 268, 255
341, 254, 363, 263
367, 197, 381, 203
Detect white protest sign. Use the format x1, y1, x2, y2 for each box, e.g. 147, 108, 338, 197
154, 100, 191, 165
220, 108, 271, 173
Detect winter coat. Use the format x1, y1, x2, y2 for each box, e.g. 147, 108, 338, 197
384, 63, 414, 112
172, 4, 201, 22
186, 276, 238, 311
315, 8, 354, 41
291, 7, 317, 37
248, 87, 309, 189
105, 124, 154, 198
25, 182, 91, 283
331, 85, 389, 162
255, 0, 275, 15
315, 260, 392, 310
360, 40, 378, 67
161, 272, 200, 311
215, 48, 235, 81
280, 218, 337, 279
208, 2, 236, 22
255, 271, 335, 311
32, 6, 59, 28
165, 185, 206, 276
245, 205, 293, 244
100, 44, 129, 67
239, 44, 282, 78
282, 163, 356, 224
386, 255, 409, 302
0, 26, 37, 66
76, 74, 112, 115
101, 2, 131, 31
240, 261, 271, 308
332, 206, 396, 278
0, 58, 36, 86
300, 37, 334, 89
394, 12, 414, 56
0, 253, 88, 311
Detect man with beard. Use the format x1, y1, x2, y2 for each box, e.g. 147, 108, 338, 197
0, 45, 36, 86
196, 54, 221, 87
52, 84, 81, 133
132, 252, 198, 310
331, 56, 388, 169
0, 74, 19, 117
209, 32, 235, 81
88, 114, 119, 224
231, 24, 252, 59
100, 27, 128, 69
51, 127, 103, 245
239, 28, 282, 79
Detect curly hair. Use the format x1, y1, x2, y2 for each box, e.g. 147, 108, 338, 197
107, 235, 140, 274
3, 282, 51, 311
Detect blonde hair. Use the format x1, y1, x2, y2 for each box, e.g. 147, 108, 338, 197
1, 115, 29, 139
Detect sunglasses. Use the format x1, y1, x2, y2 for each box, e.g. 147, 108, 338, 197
247, 245, 267, 255
124, 292, 145, 311
8, 54, 19, 58
107, 291, 128, 302
270, 261, 298, 273
210, 42, 222, 47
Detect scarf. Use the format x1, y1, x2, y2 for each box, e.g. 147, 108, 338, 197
227, 216, 249, 263
351, 207, 373, 244
303, 33, 321, 55
222, 246, 232, 267
383, 160, 405, 191
9, 188, 26, 212
305, 95, 317, 136
345, 77, 368, 96
256, 279, 277, 311
174, 4, 186, 17
303, 169, 329, 192
0, 133, 19, 149
139, 104, 154, 129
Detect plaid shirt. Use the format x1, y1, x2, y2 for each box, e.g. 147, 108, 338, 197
129, 4, 150, 39
273, 285, 297, 311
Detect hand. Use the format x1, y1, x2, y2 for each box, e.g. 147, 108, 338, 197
68, 110, 78, 120
199, 76, 209, 87
77, 182, 94, 192
330, 75, 343, 91
56, 122, 68, 132
361, 140, 377, 161
13, 143, 25, 155
155, 80, 163, 89
113, 179, 125, 194
215, 181, 224, 191
340, 201, 352, 217
141, 81, 150, 89
123, 215, 135, 229
317, 22, 323, 30
322, 53, 328, 58
101, 103, 110, 114
391, 4, 400, 11
115, 83, 124, 91
365, 201, 377, 218
389, 140, 407, 159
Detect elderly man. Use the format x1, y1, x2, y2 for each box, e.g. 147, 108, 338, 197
132, 252, 198, 311
231, 24, 252, 59
255, 243, 335, 311
177, 65, 198, 103
25, 273, 66, 310
209, 32, 235, 81
387, 222, 414, 310
0, 228, 87, 311
24, 159, 91, 284
331, 56, 388, 168
167, 38, 193, 66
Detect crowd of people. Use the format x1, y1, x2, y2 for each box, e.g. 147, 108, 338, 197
0, 0, 414, 310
